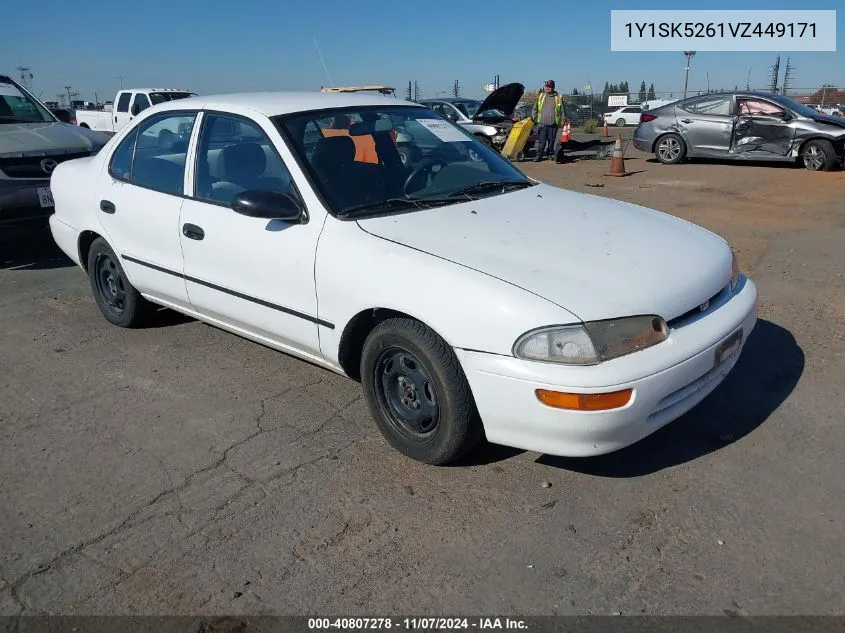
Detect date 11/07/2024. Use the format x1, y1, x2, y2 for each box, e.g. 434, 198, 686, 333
624, 22, 817, 39
308, 617, 528, 630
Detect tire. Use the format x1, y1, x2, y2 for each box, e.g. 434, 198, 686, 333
79, 122, 90, 129
360, 318, 483, 465
616, 118, 626, 127
655, 133, 686, 165
87, 237, 153, 328
801, 139, 837, 171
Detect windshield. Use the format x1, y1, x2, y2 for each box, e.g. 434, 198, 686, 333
275, 105, 531, 217
0, 79, 54, 123
149, 92, 197, 105
768, 93, 829, 118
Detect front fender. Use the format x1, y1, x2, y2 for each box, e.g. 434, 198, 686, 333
315, 218, 578, 366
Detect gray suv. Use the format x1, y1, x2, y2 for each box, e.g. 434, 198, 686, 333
1, 74, 110, 230
633, 91, 845, 171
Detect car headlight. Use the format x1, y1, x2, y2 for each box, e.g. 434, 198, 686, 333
514, 316, 669, 365
730, 249, 740, 292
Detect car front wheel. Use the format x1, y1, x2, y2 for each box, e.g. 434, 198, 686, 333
801, 139, 837, 171
616, 118, 626, 127
360, 318, 483, 465
87, 237, 153, 327
655, 133, 686, 165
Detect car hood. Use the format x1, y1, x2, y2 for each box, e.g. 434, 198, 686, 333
473, 83, 524, 121
0, 121, 110, 158
809, 114, 845, 130
356, 184, 733, 323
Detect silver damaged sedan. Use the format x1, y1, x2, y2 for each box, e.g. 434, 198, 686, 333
633, 91, 845, 171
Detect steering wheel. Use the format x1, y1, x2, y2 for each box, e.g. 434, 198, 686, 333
402, 159, 447, 195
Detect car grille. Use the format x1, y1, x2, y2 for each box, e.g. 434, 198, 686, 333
667, 286, 727, 329
0, 151, 91, 179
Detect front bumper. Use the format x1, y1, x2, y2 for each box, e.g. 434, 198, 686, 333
0, 179, 53, 227
456, 277, 758, 457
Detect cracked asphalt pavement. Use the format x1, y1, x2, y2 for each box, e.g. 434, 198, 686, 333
2, 154, 844, 615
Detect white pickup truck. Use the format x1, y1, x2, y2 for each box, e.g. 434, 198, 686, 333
75, 88, 196, 134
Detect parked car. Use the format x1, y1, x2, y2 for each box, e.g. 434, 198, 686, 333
0, 73, 110, 229
75, 88, 196, 135
604, 105, 642, 127
418, 83, 524, 150
633, 91, 845, 171
48, 91, 757, 465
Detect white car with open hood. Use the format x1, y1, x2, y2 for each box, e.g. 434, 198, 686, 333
48, 91, 758, 465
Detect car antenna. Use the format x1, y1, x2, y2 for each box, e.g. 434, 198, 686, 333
313, 36, 334, 88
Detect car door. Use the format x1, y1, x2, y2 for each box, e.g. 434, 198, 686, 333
97, 110, 198, 310
130, 92, 151, 118
624, 107, 642, 125
730, 97, 796, 157
178, 111, 324, 358
113, 91, 134, 132
674, 94, 734, 156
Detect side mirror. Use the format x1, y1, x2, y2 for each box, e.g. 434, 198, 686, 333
130, 104, 140, 116
232, 189, 304, 222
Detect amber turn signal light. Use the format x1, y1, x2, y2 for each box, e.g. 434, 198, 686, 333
535, 388, 633, 411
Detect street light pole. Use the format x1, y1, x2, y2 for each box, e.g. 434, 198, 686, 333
683, 51, 696, 99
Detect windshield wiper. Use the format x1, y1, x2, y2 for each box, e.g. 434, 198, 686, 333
447, 180, 535, 198
337, 196, 456, 218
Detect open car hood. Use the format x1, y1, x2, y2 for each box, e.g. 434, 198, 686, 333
473, 83, 524, 120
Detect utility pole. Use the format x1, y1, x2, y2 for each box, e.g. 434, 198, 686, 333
453, 80, 460, 98
413, 81, 419, 101
118, 75, 124, 89
769, 56, 780, 93
406, 81, 412, 101
683, 51, 696, 99
64, 85, 79, 105
16, 66, 33, 91
706, 72, 710, 93
782, 58, 794, 96
746, 67, 752, 90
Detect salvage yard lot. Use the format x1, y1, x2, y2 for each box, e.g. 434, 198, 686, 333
2, 150, 844, 615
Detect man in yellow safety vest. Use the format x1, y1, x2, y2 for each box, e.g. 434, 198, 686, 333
532, 79, 563, 161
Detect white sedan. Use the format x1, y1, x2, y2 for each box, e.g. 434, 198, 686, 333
48, 92, 758, 465
604, 105, 643, 127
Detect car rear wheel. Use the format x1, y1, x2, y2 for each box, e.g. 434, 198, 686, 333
655, 133, 686, 165
87, 238, 153, 328
616, 118, 626, 127
79, 122, 90, 129
360, 318, 483, 465
801, 139, 837, 171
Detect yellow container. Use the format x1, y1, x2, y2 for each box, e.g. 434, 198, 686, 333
501, 118, 534, 160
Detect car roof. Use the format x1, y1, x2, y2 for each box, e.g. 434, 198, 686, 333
420, 97, 479, 103
150, 91, 419, 117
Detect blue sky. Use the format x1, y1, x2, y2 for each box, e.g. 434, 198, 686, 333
4, 0, 842, 104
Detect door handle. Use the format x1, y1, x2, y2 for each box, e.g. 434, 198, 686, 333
99, 199, 116, 214
182, 223, 205, 240
114, 116, 117, 123
681, 119, 694, 123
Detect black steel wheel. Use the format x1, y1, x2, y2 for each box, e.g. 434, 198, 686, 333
374, 347, 440, 438
87, 237, 152, 327
361, 318, 483, 465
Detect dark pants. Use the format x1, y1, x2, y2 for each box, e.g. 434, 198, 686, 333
535, 124, 558, 160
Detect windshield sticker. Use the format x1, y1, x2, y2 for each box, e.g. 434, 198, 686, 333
416, 119, 470, 142
0, 84, 27, 99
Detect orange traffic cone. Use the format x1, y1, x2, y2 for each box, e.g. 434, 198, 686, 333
602, 121, 609, 137
560, 120, 571, 143
606, 134, 628, 177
